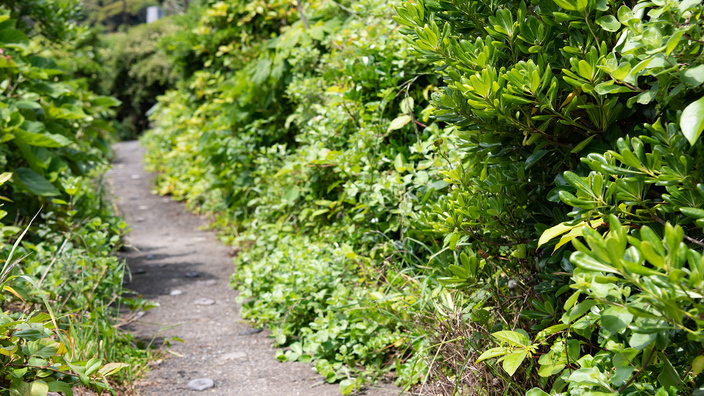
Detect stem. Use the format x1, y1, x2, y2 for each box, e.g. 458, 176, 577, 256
296, 0, 309, 29
651, 215, 704, 248
617, 347, 656, 393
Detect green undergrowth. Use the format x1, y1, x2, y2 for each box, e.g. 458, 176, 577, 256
0, 1, 157, 394
143, 0, 704, 394
142, 0, 455, 391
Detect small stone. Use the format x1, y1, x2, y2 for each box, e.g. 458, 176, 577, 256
221, 352, 247, 361
185, 271, 200, 278
239, 328, 263, 336
133, 268, 146, 274
138, 205, 148, 210
137, 217, 145, 222
145, 254, 154, 260
170, 290, 183, 296
148, 263, 166, 268
162, 197, 170, 202
194, 298, 215, 306
197, 279, 217, 286
187, 378, 214, 391
131, 175, 141, 180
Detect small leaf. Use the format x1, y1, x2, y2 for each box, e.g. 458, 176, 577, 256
525, 150, 548, 169
666, 30, 685, 56
339, 379, 355, 395
552, 0, 577, 10
571, 135, 595, 153
568, 299, 598, 324
98, 362, 129, 377
629, 333, 656, 350
502, 349, 528, 376
681, 207, 704, 218
539, 222, 580, 247
85, 358, 102, 376
570, 251, 620, 273
526, 388, 550, 396
681, 65, 704, 87
476, 347, 509, 363
492, 330, 531, 347
47, 381, 72, 396
680, 96, 704, 145
657, 352, 682, 389
596, 15, 621, 32
387, 115, 411, 132
692, 355, 704, 376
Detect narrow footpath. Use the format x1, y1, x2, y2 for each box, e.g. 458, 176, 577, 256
106, 141, 400, 396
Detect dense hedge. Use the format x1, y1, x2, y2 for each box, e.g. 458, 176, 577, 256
143, 0, 704, 394
397, 0, 704, 393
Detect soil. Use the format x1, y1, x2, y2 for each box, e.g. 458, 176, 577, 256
105, 141, 404, 396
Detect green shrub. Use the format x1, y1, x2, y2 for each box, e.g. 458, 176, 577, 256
0, 3, 155, 394
143, 0, 458, 391
396, 0, 704, 393
101, 19, 179, 138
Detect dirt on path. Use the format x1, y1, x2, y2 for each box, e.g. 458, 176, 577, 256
106, 141, 402, 396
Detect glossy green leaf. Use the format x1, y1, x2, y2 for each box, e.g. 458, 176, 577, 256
680, 96, 704, 145
387, 115, 411, 132
601, 306, 633, 333
501, 350, 527, 377
13, 168, 60, 197
596, 15, 621, 32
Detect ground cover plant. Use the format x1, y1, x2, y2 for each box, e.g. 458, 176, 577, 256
0, 1, 155, 394
142, 0, 704, 394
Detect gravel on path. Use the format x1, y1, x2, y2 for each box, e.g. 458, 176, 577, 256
106, 141, 403, 396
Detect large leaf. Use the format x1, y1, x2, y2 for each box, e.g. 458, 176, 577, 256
13, 168, 60, 196
601, 306, 633, 333
0, 28, 29, 49
680, 96, 704, 145
47, 381, 72, 396
15, 121, 71, 148
657, 352, 682, 389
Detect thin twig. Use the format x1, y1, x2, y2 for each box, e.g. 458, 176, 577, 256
651, 215, 704, 248
296, 0, 309, 29
617, 347, 656, 393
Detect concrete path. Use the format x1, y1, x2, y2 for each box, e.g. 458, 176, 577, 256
106, 141, 400, 396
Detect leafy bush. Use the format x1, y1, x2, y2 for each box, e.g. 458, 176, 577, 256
142, 0, 459, 391
0, 3, 155, 394
101, 19, 179, 138
395, 0, 704, 393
